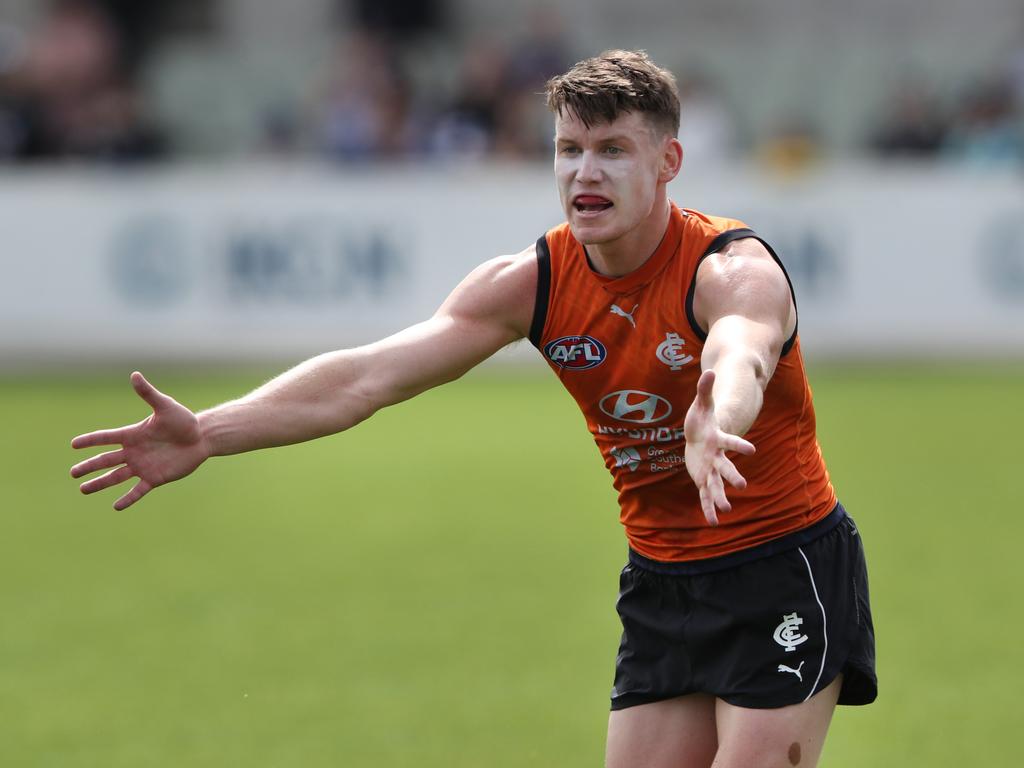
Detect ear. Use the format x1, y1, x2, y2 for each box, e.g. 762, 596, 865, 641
659, 137, 683, 183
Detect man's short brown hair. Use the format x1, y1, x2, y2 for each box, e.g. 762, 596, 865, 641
545, 50, 680, 137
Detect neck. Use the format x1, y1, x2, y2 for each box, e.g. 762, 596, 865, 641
586, 195, 672, 277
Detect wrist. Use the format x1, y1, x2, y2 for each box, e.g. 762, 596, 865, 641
196, 408, 227, 458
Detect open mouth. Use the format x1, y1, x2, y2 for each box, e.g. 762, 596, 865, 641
573, 194, 614, 213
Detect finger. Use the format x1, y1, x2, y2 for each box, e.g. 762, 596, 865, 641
699, 486, 719, 527
131, 371, 174, 412
716, 456, 748, 490
71, 427, 132, 450
720, 433, 755, 456
70, 449, 126, 478
709, 472, 732, 516
114, 479, 152, 511
79, 464, 135, 495
696, 369, 716, 405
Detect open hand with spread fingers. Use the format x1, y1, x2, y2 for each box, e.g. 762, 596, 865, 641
683, 369, 757, 526
70, 372, 210, 510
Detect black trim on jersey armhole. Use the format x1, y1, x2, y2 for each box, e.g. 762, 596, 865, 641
528, 235, 552, 348
684, 228, 799, 357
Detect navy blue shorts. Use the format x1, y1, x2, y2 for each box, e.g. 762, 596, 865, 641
611, 507, 877, 710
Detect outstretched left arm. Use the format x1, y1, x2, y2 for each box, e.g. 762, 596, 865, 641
685, 237, 796, 525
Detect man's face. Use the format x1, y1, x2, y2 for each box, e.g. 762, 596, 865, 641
554, 110, 673, 246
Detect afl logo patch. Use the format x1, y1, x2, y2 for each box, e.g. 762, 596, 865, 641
599, 390, 672, 424
544, 335, 607, 370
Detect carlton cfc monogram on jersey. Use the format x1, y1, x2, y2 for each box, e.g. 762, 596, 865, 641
529, 203, 837, 562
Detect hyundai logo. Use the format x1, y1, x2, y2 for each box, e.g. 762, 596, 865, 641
599, 390, 672, 424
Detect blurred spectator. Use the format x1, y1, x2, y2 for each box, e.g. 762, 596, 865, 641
258, 102, 305, 157
430, 11, 572, 160
0, 23, 29, 157
0, 23, 26, 74
1006, 11, 1024, 110
500, 8, 574, 157
505, 8, 573, 94
346, 0, 446, 42
316, 30, 419, 160
867, 77, 948, 158
0, 0, 166, 162
756, 115, 822, 174
676, 70, 736, 164
943, 77, 1022, 166
428, 41, 508, 159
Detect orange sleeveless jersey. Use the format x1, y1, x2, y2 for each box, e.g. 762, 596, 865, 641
529, 203, 837, 562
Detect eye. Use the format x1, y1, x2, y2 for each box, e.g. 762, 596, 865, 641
559, 145, 581, 156
604, 146, 623, 156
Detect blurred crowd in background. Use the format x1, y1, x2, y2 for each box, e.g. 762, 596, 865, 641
1, 0, 1023, 167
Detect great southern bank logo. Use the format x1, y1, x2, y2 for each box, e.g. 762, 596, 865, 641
544, 335, 606, 370
599, 390, 672, 424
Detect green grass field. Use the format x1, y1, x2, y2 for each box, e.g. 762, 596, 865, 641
1, 363, 1021, 767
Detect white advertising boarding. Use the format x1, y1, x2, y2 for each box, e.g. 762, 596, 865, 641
1, 163, 1022, 364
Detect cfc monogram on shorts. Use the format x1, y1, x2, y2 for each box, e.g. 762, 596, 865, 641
773, 612, 809, 652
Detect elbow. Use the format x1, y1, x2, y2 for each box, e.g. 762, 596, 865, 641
716, 349, 771, 390
750, 353, 770, 388
339, 380, 385, 426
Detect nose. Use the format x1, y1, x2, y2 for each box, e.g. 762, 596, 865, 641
577, 149, 601, 183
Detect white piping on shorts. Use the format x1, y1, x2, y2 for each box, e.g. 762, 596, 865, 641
797, 546, 828, 702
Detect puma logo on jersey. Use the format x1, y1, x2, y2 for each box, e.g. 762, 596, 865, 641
610, 303, 639, 328
777, 661, 805, 681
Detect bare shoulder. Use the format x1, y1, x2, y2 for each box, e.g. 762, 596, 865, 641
438, 243, 539, 340
692, 237, 794, 332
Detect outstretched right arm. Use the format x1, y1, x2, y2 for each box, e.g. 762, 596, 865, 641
71, 246, 539, 509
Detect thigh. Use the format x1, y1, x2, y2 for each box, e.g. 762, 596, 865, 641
606, 694, 718, 768
712, 676, 842, 768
